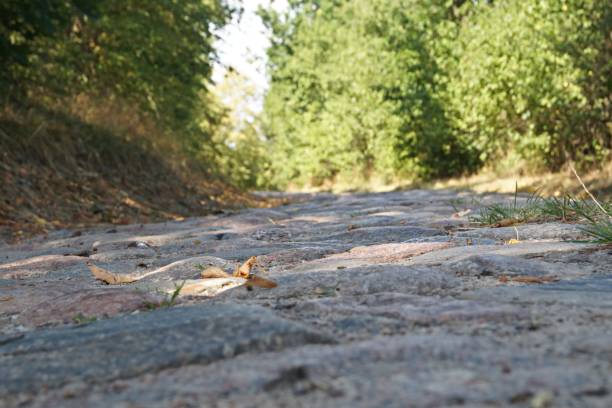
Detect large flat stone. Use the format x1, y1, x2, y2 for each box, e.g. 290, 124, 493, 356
19, 335, 611, 408
219, 265, 461, 302
0, 304, 333, 397
464, 275, 612, 307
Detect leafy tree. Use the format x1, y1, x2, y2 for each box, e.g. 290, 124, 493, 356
448, 0, 611, 171
261, 0, 477, 187
261, 0, 611, 187
2, 0, 230, 133
210, 69, 271, 189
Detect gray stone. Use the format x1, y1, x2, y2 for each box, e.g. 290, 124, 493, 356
19, 335, 611, 408
1, 189, 611, 408
464, 275, 612, 307
456, 222, 589, 241
218, 265, 460, 302
0, 304, 332, 397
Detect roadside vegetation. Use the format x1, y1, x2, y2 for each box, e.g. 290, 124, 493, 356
1, 0, 610, 239
260, 0, 610, 189
0, 1, 267, 239
467, 180, 612, 243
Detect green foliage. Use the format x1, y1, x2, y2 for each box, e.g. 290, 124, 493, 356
2, 0, 231, 139
4, 0, 610, 190
261, 0, 477, 186
0, 0, 75, 91
448, 0, 611, 171
262, 0, 611, 188
210, 70, 272, 190
470, 189, 612, 243
469, 187, 543, 225
582, 219, 612, 244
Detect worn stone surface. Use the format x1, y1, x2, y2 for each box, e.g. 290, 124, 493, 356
0, 304, 332, 400
0, 189, 610, 407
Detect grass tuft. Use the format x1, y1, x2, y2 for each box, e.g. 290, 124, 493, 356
581, 219, 612, 243
145, 280, 186, 310
469, 183, 612, 243
72, 313, 97, 325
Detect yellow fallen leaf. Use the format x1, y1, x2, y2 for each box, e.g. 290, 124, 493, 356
200, 266, 232, 279
507, 239, 521, 244
232, 256, 278, 289
495, 219, 518, 228
246, 275, 278, 289
234, 256, 257, 279
498, 275, 559, 284
87, 262, 139, 284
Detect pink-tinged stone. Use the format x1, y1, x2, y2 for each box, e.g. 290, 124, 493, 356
0, 255, 85, 279
257, 247, 339, 269
326, 242, 452, 263
0, 282, 74, 316
18, 289, 164, 327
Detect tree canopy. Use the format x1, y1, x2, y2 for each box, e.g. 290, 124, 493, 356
1, 0, 230, 129
261, 0, 611, 187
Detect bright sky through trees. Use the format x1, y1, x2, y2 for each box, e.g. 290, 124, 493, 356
212, 0, 288, 113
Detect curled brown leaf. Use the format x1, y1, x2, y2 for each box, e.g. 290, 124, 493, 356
246, 275, 278, 289
235, 256, 257, 278
231, 256, 278, 289
498, 275, 559, 284
87, 262, 139, 284
200, 266, 232, 279
494, 219, 518, 228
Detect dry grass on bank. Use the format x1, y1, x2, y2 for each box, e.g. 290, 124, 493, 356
292, 163, 612, 202
0, 100, 271, 242
428, 164, 612, 201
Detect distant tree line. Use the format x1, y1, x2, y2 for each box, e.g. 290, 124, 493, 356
260, 0, 611, 187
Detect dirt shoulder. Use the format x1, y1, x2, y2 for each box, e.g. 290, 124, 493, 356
0, 108, 270, 242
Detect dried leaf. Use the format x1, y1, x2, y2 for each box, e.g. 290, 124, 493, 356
498, 275, 559, 284
87, 262, 139, 284
0, 296, 14, 302
507, 239, 521, 244
201, 266, 232, 279
495, 219, 519, 228
233, 256, 278, 289
246, 275, 278, 289
511, 276, 559, 284
234, 256, 257, 278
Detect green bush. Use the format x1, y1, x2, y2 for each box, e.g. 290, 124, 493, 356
448, 0, 611, 172
2, 0, 230, 140
262, 0, 611, 188
261, 0, 477, 187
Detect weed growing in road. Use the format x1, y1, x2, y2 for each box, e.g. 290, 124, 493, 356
469, 184, 542, 226
72, 313, 97, 325
470, 187, 612, 243
581, 220, 612, 243
145, 281, 185, 310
